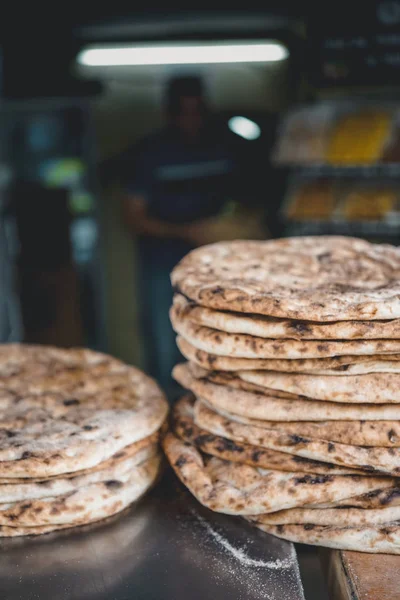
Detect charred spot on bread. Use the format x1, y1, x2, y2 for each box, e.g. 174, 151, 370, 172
175, 456, 187, 468
294, 474, 333, 485
105, 480, 123, 490
63, 398, 80, 406
215, 438, 244, 453
289, 435, 308, 445
290, 322, 312, 334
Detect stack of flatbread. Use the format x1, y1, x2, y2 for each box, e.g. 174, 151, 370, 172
163, 236, 400, 554
0, 344, 168, 537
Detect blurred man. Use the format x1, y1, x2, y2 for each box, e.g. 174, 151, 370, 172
123, 75, 263, 397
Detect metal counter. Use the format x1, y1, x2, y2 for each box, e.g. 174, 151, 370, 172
0, 471, 305, 600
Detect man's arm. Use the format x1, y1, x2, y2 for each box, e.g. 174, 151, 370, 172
123, 195, 267, 246
122, 195, 190, 240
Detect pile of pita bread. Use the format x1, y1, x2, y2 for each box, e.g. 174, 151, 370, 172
0, 344, 168, 537
164, 236, 400, 554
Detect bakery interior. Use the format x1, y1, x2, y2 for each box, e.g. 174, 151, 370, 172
1, 3, 400, 599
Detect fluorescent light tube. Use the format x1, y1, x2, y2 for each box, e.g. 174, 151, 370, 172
77, 42, 289, 67
228, 116, 261, 140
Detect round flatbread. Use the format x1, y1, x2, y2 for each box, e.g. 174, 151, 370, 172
240, 371, 400, 404
179, 390, 400, 448
0, 454, 161, 535
176, 336, 400, 373
0, 345, 168, 477
316, 487, 400, 510
0, 522, 75, 538
173, 363, 400, 422
192, 366, 300, 399
0, 433, 160, 485
251, 522, 400, 554
173, 294, 400, 340
195, 400, 400, 476
301, 362, 400, 375
248, 505, 400, 527
196, 411, 400, 448
0, 442, 158, 503
171, 310, 400, 359
163, 432, 393, 515
173, 396, 366, 476
171, 237, 400, 321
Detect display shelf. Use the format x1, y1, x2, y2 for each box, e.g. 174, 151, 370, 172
284, 220, 400, 239
290, 164, 400, 179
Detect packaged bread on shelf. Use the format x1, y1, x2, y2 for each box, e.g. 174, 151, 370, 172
326, 109, 393, 165
285, 180, 336, 221
337, 182, 399, 221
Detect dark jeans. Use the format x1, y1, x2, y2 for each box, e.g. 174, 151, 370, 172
137, 251, 183, 401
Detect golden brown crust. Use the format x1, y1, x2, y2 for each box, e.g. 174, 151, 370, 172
240, 370, 400, 404
171, 237, 400, 321
162, 432, 392, 515
173, 362, 400, 422
173, 294, 400, 340
0, 344, 168, 477
194, 400, 400, 476
176, 336, 400, 372
171, 308, 400, 359
0, 454, 161, 533
248, 505, 400, 527
172, 396, 368, 476
251, 522, 400, 554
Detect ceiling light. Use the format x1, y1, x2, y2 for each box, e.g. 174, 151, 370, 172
77, 42, 289, 67
228, 116, 261, 140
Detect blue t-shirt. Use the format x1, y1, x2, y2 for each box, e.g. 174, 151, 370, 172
125, 125, 236, 264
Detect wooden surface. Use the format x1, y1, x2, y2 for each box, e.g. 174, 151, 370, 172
320, 549, 400, 600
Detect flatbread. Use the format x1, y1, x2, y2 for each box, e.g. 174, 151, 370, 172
191, 365, 302, 399
171, 237, 400, 321
248, 505, 400, 527
316, 487, 400, 510
173, 395, 366, 476
163, 432, 393, 515
0, 443, 158, 503
251, 522, 400, 554
0, 432, 160, 485
196, 366, 400, 411
195, 400, 400, 475
195, 411, 400, 448
174, 294, 400, 340
177, 336, 400, 373
179, 390, 400, 447
240, 371, 400, 404
173, 363, 400, 421
171, 311, 400, 359
0, 453, 161, 529
0, 344, 168, 477
0, 521, 75, 538
303, 363, 400, 375
176, 361, 299, 397
0, 455, 161, 537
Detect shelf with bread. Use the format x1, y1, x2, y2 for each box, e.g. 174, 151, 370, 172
273, 101, 400, 170
281, 178, 400, 239
273, 100, 400, 240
